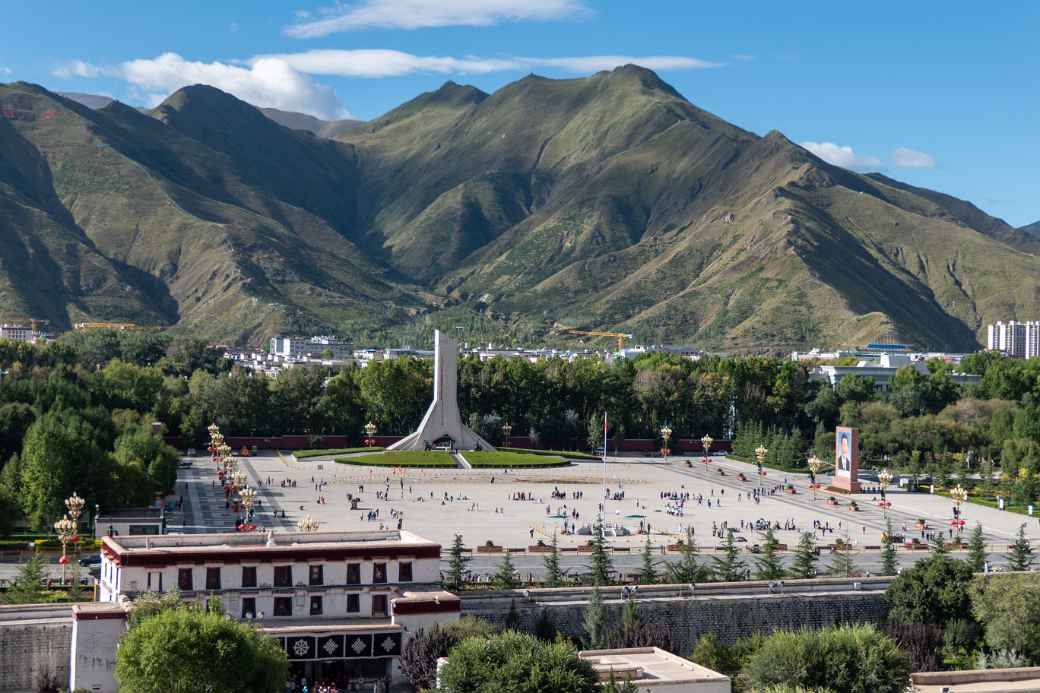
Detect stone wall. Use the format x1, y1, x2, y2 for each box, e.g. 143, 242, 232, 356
0, 619, 72, 693
461, 584, 890, 654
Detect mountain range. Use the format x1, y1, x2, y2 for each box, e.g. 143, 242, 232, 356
2, 66, 1038, 351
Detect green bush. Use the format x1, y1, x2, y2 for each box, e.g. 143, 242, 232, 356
742, 624, 910, 693
439, 631, 599, 693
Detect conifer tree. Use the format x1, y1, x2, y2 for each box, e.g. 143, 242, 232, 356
448, 534, 469, 592
667, 526, 706, 583
8, 549, 45, 604
713, 531, 746, 582
967, 523, 987, 573
543, 532, 564, 587
755, 527, 785, 580
589, 519, 614, 586
494, 550, 517, 591
827, 539, 857, 578
789, 531, 819, 579
1008, 524, 1034, 571
583, 587, 607, 648
638, 534, 658, 585
879, 520, 898, 576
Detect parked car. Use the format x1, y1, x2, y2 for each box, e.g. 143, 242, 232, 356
79, 554, 101, 567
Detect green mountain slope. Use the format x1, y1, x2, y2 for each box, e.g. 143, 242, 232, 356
0, 69, 1035, 350
1022, 221, 1040, 238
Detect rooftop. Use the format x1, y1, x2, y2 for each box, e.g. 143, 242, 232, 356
578, 647, 729, 686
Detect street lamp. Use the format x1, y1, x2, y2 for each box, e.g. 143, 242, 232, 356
878, 469, 893, 517
950, 484, 968, 540
297, 515, 320, 532
239, 487, 257, 528
364, 422, 377, 448
660, 425, 672, 459
701, 434, 714, 466
65, 492, 86, 584
54, 516, 76, 586
501, 422, 512, 444
807, 455, 822, 501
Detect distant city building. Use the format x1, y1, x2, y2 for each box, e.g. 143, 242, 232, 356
269, 335, 353, 361
810, 353, 981, 392
94, 507, 165, 538
0, 323, 44, 343
987, 320, 1040, 358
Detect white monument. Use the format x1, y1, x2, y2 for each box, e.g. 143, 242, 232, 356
388, 330, 495, 451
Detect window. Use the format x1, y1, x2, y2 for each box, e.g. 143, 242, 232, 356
309, 565, 324, 586
274, 565, 292, 587
346, 563, 361, 585
205, 567, 221, 590
346, 593, 360, 613
310, 596, 323, 616
398, 562, 413, 583
372, 594, 388, 616
178, 568, 193, 591
241, 597, 256, 619
373, 563, 387, 584
241, 566, 257, 588
273, 597, 292, 616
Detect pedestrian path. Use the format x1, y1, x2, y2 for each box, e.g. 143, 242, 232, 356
453, 452, 472, 469
168, 460, 237, 534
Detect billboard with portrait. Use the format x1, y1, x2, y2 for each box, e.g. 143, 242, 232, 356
833, 426, 860, 492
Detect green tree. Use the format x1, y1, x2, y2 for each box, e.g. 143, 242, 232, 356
667, 527, 707, 583
448, 534, 469, 591
827, 541, 857, 578
638, 534, 658, 585
1008, 524, 1034, 571
755, 527, 785, 580
399, 617, 497, 691
439, 631, 599, 693
589, 519, 613, 586
493, 551, 517, 590
7, 550, 45, 604
789, 532, 819, 579
544, 532, 564, 587
970, 573, 1040, 665
886, 553, 975, 627
115, 605, 288, 693
967, 524, 987, 573
583, 587, 607, 649
713, 532, 746, 582
879, 520, 898, 576
742, 624, 910, 693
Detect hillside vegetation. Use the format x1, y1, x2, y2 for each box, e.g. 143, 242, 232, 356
1, 67, 1037, 350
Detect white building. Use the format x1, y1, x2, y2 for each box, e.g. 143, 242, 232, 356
579, 648, 731, 692
0, 323, 41, 343
811, 353, 981, 392
987, 320, 1040, 358
270, 336, 354, 361
77, 529, 459, 692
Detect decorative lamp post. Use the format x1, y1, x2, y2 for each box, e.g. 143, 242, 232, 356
660, 425, 672, 459
239, 487, 257, 529
807, 455, 822, 501
950, 484, 968, 539
878, 468, 893, 517
232, 471, 248, 492
297, 515, 320, 532
701, 434, 714, 466
65, 492, 85, 583
502, 422, 512, 445
364, 422, 377, 448
54, 516, 76, 586
755, 445, 768, 493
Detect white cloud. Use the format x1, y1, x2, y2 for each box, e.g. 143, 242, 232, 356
800, 141, 882, 171
0, 66, 12, 76
891, 147, 936, 168
51, 60, 107, 79
258, 49, 721, 78
285, 0, 589, 36
55, 53, 350, 120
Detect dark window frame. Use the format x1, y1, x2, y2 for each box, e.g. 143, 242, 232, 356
309, 564, 324, 586
273, 596, 292, 616
310, 595, 323, 616
346, 563, 361, 585
241, 597, 256, 618
373, 562, 387, 584
205, 566, 221, 590
346, 593, 360, 613
241, 566, 257, 588
398, 561, 413, 583
177, 568, 193, 591
273, 565, 292, 588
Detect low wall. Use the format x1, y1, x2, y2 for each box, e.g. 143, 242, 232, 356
0, 606, 73, 693
460, 581, 890, 654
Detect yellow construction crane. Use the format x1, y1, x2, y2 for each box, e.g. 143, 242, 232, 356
554, 325, 634, 351
73, 322, 139, 331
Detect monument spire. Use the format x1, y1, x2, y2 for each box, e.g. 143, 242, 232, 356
387, 330, 495, 452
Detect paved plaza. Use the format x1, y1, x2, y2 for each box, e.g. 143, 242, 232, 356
169, 452, 1040, 556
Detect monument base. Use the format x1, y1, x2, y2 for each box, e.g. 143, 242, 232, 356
827, 482, 861, 495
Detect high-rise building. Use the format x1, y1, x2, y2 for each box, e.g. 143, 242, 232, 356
987, 321, 1040, 358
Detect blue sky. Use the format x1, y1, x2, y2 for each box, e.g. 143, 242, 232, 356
3, 0, 1037, 225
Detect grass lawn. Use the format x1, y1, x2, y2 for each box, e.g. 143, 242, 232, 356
465, 451, 570, 468
499, 447, 600, 460
295, 447, 384, 458
335, 451, 456, 467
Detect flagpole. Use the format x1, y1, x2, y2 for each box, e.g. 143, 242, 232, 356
602, 411, 608, 523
